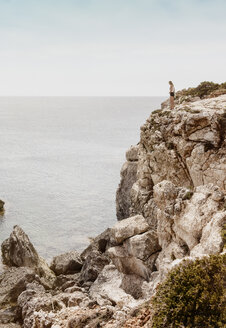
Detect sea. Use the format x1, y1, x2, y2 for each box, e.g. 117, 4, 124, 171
0, 97, 165, 261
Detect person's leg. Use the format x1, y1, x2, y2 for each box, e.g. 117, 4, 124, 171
170, 96, 174, 109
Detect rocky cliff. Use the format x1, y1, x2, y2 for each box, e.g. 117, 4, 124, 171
0, 94, 225, 327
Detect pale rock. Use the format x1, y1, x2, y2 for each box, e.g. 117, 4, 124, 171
190, 211, 226, 256
173, 184, 221, 250
124, 230, 161, 261
89, 264, 141, 308
107, 246, 150, 281
110, 215, 149, 245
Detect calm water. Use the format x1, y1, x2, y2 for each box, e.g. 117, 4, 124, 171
0, 97, 165, 260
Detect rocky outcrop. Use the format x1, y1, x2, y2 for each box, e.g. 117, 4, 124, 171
0, 94, 225, 327
0, 200, 5, 214
116, 145, 138, 220
114, 95, 225, 303
1, 225, 55, 289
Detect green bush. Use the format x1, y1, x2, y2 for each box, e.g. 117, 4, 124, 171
150, 254, 226, 328
179, 81, 226, 99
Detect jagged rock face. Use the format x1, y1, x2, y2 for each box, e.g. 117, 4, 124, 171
116, 145, 138, 220
115, 95, 226, 296
1, 225, 39, 268
1, 225, 55, 289
117, 96, 226, 218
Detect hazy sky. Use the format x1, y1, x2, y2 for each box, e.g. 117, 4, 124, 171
0, 0, 225, 96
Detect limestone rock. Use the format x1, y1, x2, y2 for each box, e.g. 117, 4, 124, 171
79, 249, 109, 283
89, 264, 140, 308
81, 228, 111, 259
1, 225, 39, 268
0, 267, 36, 308
50, 251, 83, 275
1, 225, 55, 288
124, 230, 161, 261
107, 246, 150, 281
116, 146, 138, 220
110, 215, 149, 245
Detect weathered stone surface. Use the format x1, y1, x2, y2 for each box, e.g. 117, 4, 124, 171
124, 230, 161, 261
17, 281, 94, 328
116, 160, 138, 220
120, 274, 145, 300
190, 211, 226, 257
50, 251, 83, 275
0, 307, 19, 325
0, 267, 36, 307
89, 264, 140, 308
79, 249, 109, 283
0, 324, 21, 328
81, 228, 111, 259
1, 225, 39, 268
1, 226, 55, 288
125, 145, 139, 162
110, 215, 149, 245
107, 246, 150, 281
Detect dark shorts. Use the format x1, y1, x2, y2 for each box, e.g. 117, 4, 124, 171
170, 92, 175, 97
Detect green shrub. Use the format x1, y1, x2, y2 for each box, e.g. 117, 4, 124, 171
184, 81, 219, 98
150, 254, 226, 328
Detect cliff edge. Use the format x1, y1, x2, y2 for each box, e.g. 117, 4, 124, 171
0, 94, 225, 327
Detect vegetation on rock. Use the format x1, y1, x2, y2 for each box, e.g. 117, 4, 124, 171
150, 254, 226, 328
177, 81, 226, 99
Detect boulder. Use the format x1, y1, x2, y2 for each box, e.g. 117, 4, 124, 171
107, 246, 150, 281
50, 251, 83, 275
124, 230, 161, 261
1, 225, 39, 268
110, 215, 149, 245
1, 226, 55, 288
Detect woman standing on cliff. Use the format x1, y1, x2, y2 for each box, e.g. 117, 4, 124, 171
169, 81, 175, 109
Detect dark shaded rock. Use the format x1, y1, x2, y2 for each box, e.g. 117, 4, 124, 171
145, 252, 160, 272
0, 307, 19, 324
53, 273, 80, 291
116, 146, 138, 220
81, 228, 111, 260
120, 274, 145, 299
50, 251, 83, 276
1, 226, 39, 268
0, 267, 36, 307
0, 200, 5, 214
79, 249, 109, 283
